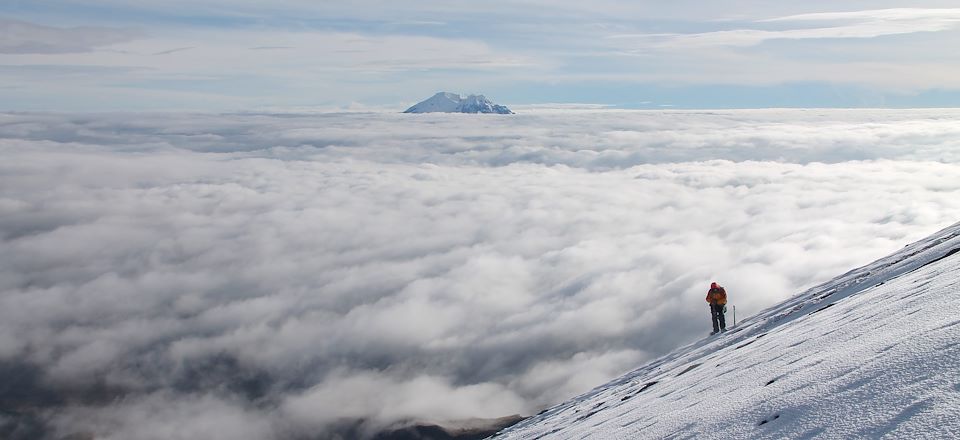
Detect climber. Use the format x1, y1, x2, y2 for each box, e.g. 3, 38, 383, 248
706, 282, 727, 334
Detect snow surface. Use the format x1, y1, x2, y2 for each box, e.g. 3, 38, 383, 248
494, 222, 960, 439
405, 92, 513, 114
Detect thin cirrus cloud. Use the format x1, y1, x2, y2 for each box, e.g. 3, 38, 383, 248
151, 46, 194, 56
0, 24, 535, 78
2, 109, 960, 438
611, 8, 960, 48
3, 27, 531, 70
0, 17, 141, 54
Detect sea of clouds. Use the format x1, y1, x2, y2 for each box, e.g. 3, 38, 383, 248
2, 109, 960, 439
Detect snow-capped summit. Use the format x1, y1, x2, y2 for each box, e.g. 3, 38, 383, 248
457, 94, 513, 114
495, 221, 960, 439
404, 92, 513, 114
404, 92, 463, 113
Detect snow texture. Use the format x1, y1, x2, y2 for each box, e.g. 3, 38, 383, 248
495, 221, 960, 439
405, 92, 513, 114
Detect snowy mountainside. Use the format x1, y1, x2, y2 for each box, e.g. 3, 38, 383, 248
405, 92, 513, 114
493, 222, 960, 439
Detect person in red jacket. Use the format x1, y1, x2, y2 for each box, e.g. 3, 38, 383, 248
705, 282, 727, 334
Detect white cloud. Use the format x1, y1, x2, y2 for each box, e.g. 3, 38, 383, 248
282, 370, 528, 433
2, 109, 960, 438
614, 8, 960, 48
765, 7, 960, 25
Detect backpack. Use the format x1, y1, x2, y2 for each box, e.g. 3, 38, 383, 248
709, 287, 727, 304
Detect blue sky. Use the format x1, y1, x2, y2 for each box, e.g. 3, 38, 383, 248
3, 1, 960, 111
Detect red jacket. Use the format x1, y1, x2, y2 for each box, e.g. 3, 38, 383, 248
706, 287, 727, 305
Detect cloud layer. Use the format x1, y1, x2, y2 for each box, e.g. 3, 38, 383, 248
2, 109, 960, 439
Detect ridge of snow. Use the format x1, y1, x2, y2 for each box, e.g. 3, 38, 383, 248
404, 92, 514, 114
494, 221, 960, 439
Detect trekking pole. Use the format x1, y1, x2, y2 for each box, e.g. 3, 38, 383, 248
733, 305, 736, 327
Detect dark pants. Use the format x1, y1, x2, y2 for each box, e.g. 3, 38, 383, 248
710, 304, 726, 332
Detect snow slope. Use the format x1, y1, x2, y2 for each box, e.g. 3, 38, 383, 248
405, 92, 464, 113
494, 222, 960, 439
404, 92, 513, 114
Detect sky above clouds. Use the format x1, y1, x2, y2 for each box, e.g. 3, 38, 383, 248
2, 1, 960, 110
3, 108, 960, 438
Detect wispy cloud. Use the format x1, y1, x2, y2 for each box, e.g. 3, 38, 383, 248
3, 25, 536, 77
0, 18, 141, 54
618, 8, 960, 48
152, 46, 194, 55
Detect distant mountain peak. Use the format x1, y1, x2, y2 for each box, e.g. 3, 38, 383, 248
404, 92, 514, 114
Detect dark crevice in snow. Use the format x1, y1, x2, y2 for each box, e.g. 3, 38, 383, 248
808, 303, 836, 315
637, 381, 658, 392
621, 381, 658, 401
675, 363, 702, 377
758, 414, 781, 426
933, 318, 960, 332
